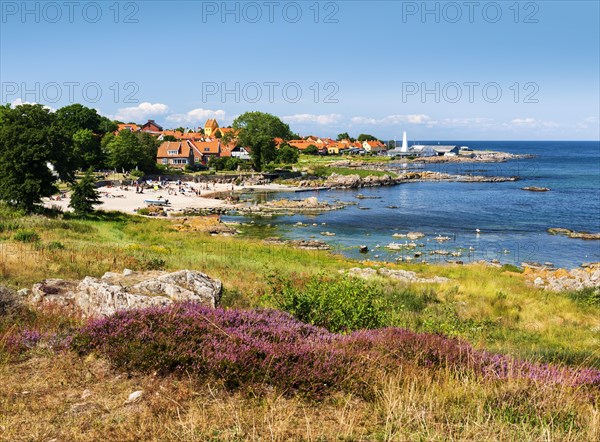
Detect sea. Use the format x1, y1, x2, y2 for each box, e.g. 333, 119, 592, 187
226, 141, 600, 269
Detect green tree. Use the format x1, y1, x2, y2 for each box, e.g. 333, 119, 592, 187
358, 134, 378, 142
54, 104, 115, 169
106, 130, 139, 171
69, 168, 102, 215
105, 131, 158, 173
277, 144, 299, 164
0, 104, 75, 211
232, 112, 293, 171
162, 135, 178, 142
303, 145, 319, 155
73, 128, 102, 170
336, 132, 350, 141
136, 132, 160, 172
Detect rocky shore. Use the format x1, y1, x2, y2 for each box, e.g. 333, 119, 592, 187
418, 151, 533, 163
547, 228, 600, 240
236, 196, 347, 215
263, 237, 331, 250
525, 263, 600, 292
295, 171, 517, 190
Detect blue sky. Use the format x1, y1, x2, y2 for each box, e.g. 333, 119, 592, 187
1, 0, 599, 140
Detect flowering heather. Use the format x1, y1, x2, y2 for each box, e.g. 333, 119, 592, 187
72, 303, 600, 398
4, 328, 43, 353
72, 304, 353, 396
2, 328, 73, 355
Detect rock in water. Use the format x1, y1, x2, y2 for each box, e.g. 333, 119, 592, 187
27, 270, 222, 318
522, 187, 550, 192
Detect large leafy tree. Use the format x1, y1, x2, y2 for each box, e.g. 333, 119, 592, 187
0, 104, 75, 211
136, 131, 161, 172
357, 134, 378, 142
54, 104, 116, 169
105, 130, 159, 173
232, 112, 293, 171
73, 128, 102, 170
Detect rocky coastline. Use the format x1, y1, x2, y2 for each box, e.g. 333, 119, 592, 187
294, 171, 517, 190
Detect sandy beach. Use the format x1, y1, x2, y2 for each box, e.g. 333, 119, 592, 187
44, 181, 304, 214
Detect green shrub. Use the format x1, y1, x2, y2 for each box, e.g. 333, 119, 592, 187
130, 169, 145, 178
567, 287, 600, 307
501, 264, 523, 273
46, 241, 65, 250
13, 230, 40, 243
142, 257, 166, 271
0, 220, 21, 233
266, 274, 389, 333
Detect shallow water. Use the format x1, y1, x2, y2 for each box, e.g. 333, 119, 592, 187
225, 141, 600, 269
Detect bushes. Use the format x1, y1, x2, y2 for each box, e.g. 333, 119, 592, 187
208, 156, 249, 171
276, 145, 299, 164
72, 305, 354, 396
13, 230, 40, 243
71, 304, 600, 400
567, 287, 600, 307
267, 274, 389, 333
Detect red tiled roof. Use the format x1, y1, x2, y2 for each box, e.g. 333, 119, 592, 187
190, 140, 220, 156
157, 141, 192, 158
117, 123, 140, 132
288, 140, 319, 150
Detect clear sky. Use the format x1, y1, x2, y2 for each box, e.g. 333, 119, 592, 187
1, 0, 599, 140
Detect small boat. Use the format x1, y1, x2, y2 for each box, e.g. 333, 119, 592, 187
144, 199, 169, 206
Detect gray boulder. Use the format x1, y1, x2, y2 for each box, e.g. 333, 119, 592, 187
27, 269, 222, 318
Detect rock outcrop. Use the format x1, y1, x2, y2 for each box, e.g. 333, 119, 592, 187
0, 285, 18, 314
547, 228, 600, 240
344, 267, 449, 284
525, 264, 600, 291
263, 237, 331, 250
26, 269, 222, 317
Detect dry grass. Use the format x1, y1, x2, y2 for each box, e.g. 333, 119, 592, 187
1, 352, 597, 442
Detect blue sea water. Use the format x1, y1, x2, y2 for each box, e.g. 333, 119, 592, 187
228, 141, 600, 269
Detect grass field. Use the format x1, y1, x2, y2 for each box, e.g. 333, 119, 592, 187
1, 204, 598, 440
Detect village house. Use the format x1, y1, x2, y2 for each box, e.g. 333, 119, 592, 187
159, 130, 204, 142
141, 119, 164, 133
229, 145, 251, 160
362, 140, 387, 153
156, 141, 194, 168
326, 142, 345, 155
214, 127, 236, 138
116, 123, 140, 133
190, 140, 221, 165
